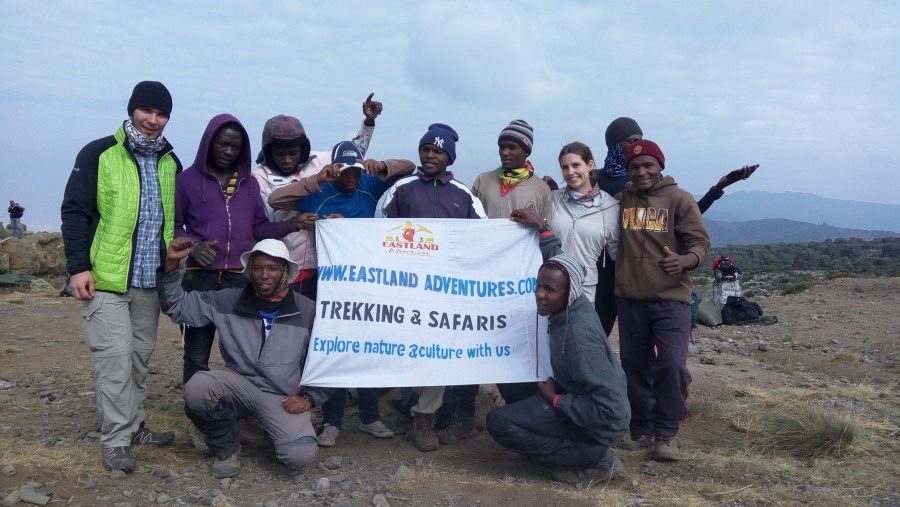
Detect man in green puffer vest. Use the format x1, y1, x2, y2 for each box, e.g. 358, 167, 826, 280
61, 81, 182, 472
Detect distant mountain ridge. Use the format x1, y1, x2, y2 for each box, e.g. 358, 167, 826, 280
704, 218, 898, 247
698, 191, 900, 233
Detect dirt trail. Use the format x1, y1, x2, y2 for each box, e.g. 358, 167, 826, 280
0, 277, 897, 506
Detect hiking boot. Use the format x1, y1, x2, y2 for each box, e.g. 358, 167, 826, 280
188, 423, 209, 453
411, 413, 439, 452
131, 422, 175, 446
101, 446, 136, 472
359, 420, 394, 438
551, 450, 624, 485
618, 434, 653, 451
238, 417, 268, 449
435, 412, 476, 444
212, 448, 240, 479
652, 435, 681, 461
318, 424, 340, 447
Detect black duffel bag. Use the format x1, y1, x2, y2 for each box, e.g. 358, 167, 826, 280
721, 296, 763, 325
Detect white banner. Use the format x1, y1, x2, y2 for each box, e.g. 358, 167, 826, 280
300, 218, 551, 387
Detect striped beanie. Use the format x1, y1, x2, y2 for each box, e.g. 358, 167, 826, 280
543, 252, 585, 306
498, 119, 534, 154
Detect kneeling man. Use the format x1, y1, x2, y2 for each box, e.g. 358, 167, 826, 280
158, 238, 329, 478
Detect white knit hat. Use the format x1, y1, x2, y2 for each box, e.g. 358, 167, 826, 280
239, 239, 300, 282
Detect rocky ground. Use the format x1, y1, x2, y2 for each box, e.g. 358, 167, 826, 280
0, 273, 898, 506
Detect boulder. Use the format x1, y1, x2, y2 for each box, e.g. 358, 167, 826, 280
0, 232, 67, 275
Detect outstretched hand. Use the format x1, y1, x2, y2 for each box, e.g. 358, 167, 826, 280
362, 92, 383, 123
510, 208, 544, 230
716, 164, 758, 191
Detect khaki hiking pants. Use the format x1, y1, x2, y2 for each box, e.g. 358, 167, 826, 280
81, 288, 160, 447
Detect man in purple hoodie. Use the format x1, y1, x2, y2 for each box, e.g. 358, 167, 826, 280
174, 114, 313, 448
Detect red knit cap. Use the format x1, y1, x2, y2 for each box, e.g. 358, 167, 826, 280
624, 139, 665, 169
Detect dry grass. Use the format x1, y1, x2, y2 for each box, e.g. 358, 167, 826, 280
832, 350, 863, 365
1, 345, 22, 355
0, 409, 196, 480
762, 404, 862, 458
384, 379, 900, 506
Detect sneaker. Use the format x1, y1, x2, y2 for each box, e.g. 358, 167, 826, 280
435, 412, 476, 444
359, 420, 394, 438
652, 435, 681, 461
318, 424, 340, 447
212, 448, 240, 479
131, 423, 175, 446
618, 434, 653, 450
101, 446, 136, 472
551, 450, 624, 485
188, 423, 209, 453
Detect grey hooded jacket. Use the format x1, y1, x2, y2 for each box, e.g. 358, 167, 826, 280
540, 233, 630, 446
158, 268, 329, 405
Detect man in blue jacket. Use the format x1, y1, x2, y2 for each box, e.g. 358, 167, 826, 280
379, 123, 486, 451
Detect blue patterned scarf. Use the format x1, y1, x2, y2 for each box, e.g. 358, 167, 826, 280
602, 142, 628, 178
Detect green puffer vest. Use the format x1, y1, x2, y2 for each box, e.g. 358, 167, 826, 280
90, 127, 177, 293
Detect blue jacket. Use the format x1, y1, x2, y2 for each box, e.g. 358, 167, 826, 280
381, 169, 486, 219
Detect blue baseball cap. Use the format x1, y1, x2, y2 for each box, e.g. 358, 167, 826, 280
331, 141, 365, 171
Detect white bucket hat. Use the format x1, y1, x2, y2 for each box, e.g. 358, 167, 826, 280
239, 239, 300, 282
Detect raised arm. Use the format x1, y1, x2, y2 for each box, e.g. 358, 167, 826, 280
697, 164, 758, 214
358, 159, 416, 187
268, 164, 341, 210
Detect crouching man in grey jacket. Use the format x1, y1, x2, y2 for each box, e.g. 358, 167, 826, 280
158, 237, 330, 478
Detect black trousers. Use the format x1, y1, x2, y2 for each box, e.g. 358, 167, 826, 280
486, 395, 608, 468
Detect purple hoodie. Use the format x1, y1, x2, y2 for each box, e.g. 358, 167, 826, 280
175, 114, 295, 271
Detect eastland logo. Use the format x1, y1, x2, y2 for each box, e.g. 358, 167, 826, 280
382, 221, 440, 256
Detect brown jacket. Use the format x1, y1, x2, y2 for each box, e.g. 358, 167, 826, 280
614, 175, 709, 303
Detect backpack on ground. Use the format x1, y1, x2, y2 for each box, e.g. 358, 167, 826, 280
713, 255, 742, 307
721, 295, 763, 325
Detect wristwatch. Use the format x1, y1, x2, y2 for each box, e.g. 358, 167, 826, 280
540, 219, 552, 233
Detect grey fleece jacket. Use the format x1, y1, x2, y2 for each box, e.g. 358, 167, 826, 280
540, 234, 630, 446
157, 268, 330, 406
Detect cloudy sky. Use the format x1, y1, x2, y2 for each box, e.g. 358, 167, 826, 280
2, 1, 898, 232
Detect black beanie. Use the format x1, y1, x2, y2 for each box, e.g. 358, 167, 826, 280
127, 81, 173, 117
604, 117, 642, 148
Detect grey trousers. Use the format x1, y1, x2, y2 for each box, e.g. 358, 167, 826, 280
81, 288, 159, 447
184, 369, 318, 468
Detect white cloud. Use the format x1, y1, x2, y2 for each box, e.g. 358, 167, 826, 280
2, 0, 900, 233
